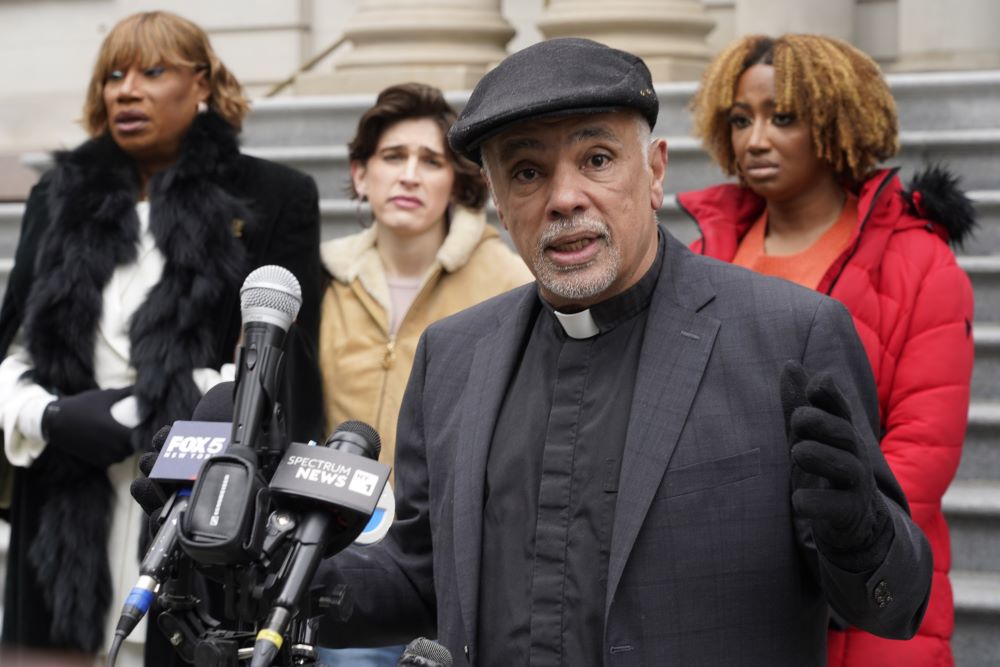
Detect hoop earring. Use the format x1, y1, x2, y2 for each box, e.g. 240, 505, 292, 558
356, 196, 373, 229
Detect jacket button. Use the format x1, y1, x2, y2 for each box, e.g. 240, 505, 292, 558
873, 580, 894, 608
464, 645, 470, 661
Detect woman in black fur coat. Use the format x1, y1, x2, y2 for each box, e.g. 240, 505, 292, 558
0, 11, 323, 666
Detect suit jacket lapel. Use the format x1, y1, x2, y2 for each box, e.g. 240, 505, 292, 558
453, 285, 539, 649
606, 234, 720, 615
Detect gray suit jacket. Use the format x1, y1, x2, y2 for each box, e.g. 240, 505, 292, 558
318, 231, 932, 666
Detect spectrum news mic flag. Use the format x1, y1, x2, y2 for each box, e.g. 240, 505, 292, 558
250, 421, 391, 667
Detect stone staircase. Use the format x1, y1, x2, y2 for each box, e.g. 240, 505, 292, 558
2, 70, 999, 664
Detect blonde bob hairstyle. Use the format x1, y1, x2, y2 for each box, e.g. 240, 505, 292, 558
82, 11, 250, 136
691, 34, 899, 185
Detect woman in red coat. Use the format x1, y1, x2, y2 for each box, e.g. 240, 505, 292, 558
678, 34, 975, 666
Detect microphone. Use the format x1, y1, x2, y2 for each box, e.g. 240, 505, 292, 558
399, 637, 453, 667
179, 266, 301, 565
109, 383, 234, 657
230, 265, 302, 456
250, 421, 388, 667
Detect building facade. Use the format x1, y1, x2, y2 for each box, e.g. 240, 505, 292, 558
0, 0, 998, 157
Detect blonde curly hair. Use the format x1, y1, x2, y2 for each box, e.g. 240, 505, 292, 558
82, 11, 250, 135
690, 34, 898, 184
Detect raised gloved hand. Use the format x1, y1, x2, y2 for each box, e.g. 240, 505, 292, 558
780, 360, 893, 573
42, 386, 135, 468
131, 424, 172, 520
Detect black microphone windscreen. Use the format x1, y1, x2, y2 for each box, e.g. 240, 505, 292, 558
331, 420, 382, 459
399, 637, 452, 667
192, 381, 235, 422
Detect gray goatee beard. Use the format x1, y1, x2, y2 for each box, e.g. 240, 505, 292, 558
533, 215, 621, 302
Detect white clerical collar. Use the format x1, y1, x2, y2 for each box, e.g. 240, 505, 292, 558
553, 308, 600, 339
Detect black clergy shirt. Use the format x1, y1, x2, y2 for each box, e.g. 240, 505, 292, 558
477, 230, 665, 666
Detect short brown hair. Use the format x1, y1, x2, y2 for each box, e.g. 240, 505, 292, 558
690, 34, 898, 184
83, 11, 249, 136
348, 83, 487, 210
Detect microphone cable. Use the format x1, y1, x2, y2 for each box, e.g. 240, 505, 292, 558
106, 630, 125, 667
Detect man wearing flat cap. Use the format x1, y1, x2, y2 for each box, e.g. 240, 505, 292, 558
317, 38, 931, 665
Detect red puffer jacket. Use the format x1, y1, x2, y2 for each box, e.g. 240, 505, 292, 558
678, 167, 976, 667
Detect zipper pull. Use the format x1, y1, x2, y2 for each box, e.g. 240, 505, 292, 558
382, 340, 396, 369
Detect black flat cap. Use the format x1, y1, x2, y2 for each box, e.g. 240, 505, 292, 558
449, 38, 658, 163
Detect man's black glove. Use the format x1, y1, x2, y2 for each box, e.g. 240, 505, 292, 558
41, 386, 135, 468
781, 360, 893, 573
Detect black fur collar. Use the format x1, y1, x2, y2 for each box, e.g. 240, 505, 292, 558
903, 164, 977, 249
21, 110, 250, 651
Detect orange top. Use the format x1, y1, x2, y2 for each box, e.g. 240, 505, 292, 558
732, 194, 859, 290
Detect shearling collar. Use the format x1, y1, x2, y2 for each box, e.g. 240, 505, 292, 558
321, 205, 491, 310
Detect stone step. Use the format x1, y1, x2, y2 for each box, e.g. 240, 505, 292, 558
963, 255, 1000, 323
958, 402, 1000, 482
659, 192, 1000, 255
4, 188, 997, 254
320, 192, 1000, 255
889, 70, 1000, 135
28, 134, 983, 203
943, 480, 1000, 572
3, 198, 999, 301
972, 324, 1000, 402
231, 130, 1000, 201
952, 569, 1000, 667
0, 203, 23, 258
0, 257, 10, 295
241, 85, 702, 148
241, 70, 1000, 149
244, 91, 473, 149
321, 196, 703, 246
894, 129, 1000, 193
962, 191, 1000, 257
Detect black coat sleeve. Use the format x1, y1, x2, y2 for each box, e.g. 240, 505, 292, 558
0, 175, 52, 358
236, 156, 325, 444
800, 297, 933, 638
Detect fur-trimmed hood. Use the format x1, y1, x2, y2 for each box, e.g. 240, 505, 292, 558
320, 205, 495, 313
902, 164, 977, 248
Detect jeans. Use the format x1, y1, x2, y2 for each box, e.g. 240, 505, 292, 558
314, 644, 405, 666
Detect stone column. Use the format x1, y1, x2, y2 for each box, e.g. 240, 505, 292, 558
296, 0, 515, 94
536, 0, 716, 82
894, 0, 1000, 71
735, 0, 854, 41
